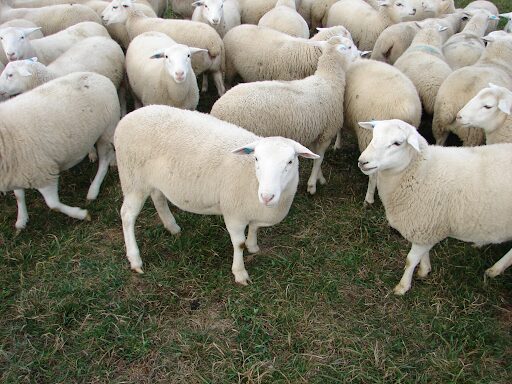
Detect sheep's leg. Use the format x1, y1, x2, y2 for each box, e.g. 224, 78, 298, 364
14, 189, 28, 231
201, 73, 209, 93
307, 139, 330, 195
394, 243, 434, 295
150, 189, 181, 235
417, 252, 431, 278
485, 248, 512, 278
38, 180, 90, 221
333, 131, 342, 150
119, 76, 128, 117
435, 131, 449, 146
364, 174, 377, 206
318, 168, 326, 185
224, 217, 250, 285
212, 70, 226, 96
121, 192, 148, 274
88, 146, 98, 162
245, 223, 260, 254
86, 138, 114, 201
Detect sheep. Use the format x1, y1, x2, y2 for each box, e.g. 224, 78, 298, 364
12, 0, 166, 15
325, 0, 417, 51
126, 31, 206, 110
0, 19, 42, 65
0, 71, 120, 230
394, 23, 452, 115
211, 36, 356, 195
237, 0, 302, 25
114, 104, 318, 284
0, 22, 109, 64
342, 56, 421, 206
463, 0, 498, 35
442, 9, 499, 70
0, 37, 126, 113
258, 0, 309, 39
456, 84, 512, 145
432, 33, 512, 146
357, 119, 512, 295
223, 24, 350, 84
500, 12, 512, 34
191, 0, 241, 38
0, 1, 102, 35
430, 0, 455, 16
102, 0, 226, 96
371, 10, 465, 64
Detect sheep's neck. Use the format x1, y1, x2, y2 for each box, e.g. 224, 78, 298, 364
315, 50, 348, 81
463, 13, 489, 36
485, 116, 512, 145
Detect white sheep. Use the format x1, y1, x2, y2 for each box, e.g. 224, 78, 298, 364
115, 104, 318, 284
325, 0, 417, 51
223, 24, 350, 84
0, 71, 120, 230
191, 0, 241, 38
258, 0, 309, 38
371, 10, 465, 64
463, 0, 498, 35
432, 33, 512, 146
212, 36, 356, 195
500, 12, 512, 33
237, 0, 302, 25
0, 22, 109, 64
0, 1, 102, 35
102, 0, 226, 96
456, 83, 512, 145
342, 56, 422, 206
430, 0, 455, 16
394, 23, 452, 115
126, 31, 206, 110
0, 18, 43, 65
358, 119, 512, 295
442, 9, 499, 70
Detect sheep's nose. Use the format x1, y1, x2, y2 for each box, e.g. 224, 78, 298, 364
411, 8, 417, 14
358, 160, 368, 169
212, 18, 220, 24
175, 70, 184, 77
260, 193, 275, 205
456, 113, 462, 120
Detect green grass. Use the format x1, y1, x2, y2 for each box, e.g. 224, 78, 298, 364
1, 1, 512, 382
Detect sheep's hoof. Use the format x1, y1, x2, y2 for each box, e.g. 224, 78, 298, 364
307, 185, 317, 195
485, 267, 500, 278
168, 224, 181, 235
393, 284, 409, 296
247, 245, 260, 254
363, 200, 374, 208
84, 212, 92, 221
234, 270, 251, 286
132, 267, 144, 274
416, 268, 431, 279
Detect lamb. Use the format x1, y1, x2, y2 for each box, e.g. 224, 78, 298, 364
258, 0, 309, 39
115, 104, 318, 284
0, 37, 126, 113
325, 0, 417, 51
500, 12, 512, 33
442, 9, 499, 70
191, 0, 241, 38
394, 23, 452, 115
342, 56, 421, 205
237, 0, 302, 25
102, 0, 226, 96
0, 71, 120, 230
211, 36, 355, 195
432, 33, 512, 146
357, 119, 512, 295
371, 10, 465, 64
0, 1, 102, 35
0, 22, 109, 64
223, 24, 350, 84
456, 84, 512, 145
126, 31, 206, 110
463, 0, 498, 35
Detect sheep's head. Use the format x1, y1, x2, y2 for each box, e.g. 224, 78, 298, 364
192, 0, 225, 26
232, 137, 318, 207
457, 83, 512, 133
378, 0, 417, 23
150, 44, 207, 83
0, 59, 38, 97
101, 0, 133, 25
0, 27, 40, 61
358, 120, 422, 176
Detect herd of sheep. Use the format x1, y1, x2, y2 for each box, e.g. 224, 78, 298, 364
0, 0, 511, 296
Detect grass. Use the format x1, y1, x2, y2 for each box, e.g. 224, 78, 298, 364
1, 0, 512, 382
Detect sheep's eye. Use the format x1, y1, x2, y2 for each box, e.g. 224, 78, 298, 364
164, 55, 168, 58
393, 141, 402, 146
7, 74, 12, 78
187, 54, 190, 57
255, 157, 258, 162
396, 3, 403, 6
483, 105, 492, 109
288, 160, 293, 165
113, 6, 118, 9
21, 36, 24, 40
204, 4, 208, 8
122, 4, 129, 7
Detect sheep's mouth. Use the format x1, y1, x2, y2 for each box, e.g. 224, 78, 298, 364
409, 10, 417, 15
359, 164, 378, 174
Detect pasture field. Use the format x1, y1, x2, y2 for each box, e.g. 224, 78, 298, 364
1, 0, 511, 382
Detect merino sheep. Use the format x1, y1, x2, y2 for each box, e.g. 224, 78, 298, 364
371, 10, 465, 64
326, 0, 417, 51
463, 0, 498, 35
442, 9, 498, 70
342, 56, 422, 205
212, 36, 356, 195
358, 119, 512, 295
0, 22, 109, 64
0, 71, 120, 230
457, 84, 512, 145
394, 23, 452, 115
191, 0, 241, 38
102, 0, 226, 96
432, 33, 512, 146
115, 104, 318, 284
223, 24, 350, 84
258, 0, 309, 38
0, 1, 102, 35
126, 31, 206, 110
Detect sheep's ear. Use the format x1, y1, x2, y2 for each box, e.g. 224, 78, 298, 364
438, 25, 448, 32
359, 50, 371, 57
482, 35, 494, 43
292, 141, 320, 159
189, 47, 208, 55
358, 121, 376, 130
407, 131, 421, 152
26, 57, 37, 62
17, 66, 31, 77
232, 142, 258, 155
498, 96, 512, 115
489, 14, 499, 21
21, 27, 41, 37
149, 50, 165, 59
192, 1, 203, 7
316, 27, 327, 31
